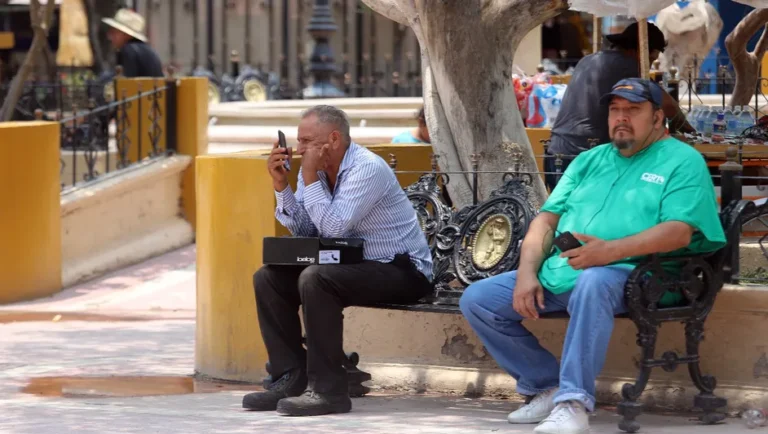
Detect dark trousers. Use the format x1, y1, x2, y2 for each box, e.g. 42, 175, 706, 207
253, 254, 432, 394
544, 151, 575, 192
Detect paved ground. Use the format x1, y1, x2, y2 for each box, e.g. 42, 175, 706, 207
0, 246, 751, 433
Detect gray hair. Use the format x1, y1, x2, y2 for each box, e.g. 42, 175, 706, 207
301, 105, 352, 145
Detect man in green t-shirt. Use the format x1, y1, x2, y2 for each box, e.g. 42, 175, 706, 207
459, 78, 725, 434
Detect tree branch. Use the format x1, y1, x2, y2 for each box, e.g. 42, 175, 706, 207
361, 0, 408, 26
0, 0, 56, 121
726, 8, 768, 107
755, 24, 768, 60
725, 8, 768, 62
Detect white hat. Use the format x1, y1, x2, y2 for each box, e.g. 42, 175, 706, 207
102, 8, 147, 42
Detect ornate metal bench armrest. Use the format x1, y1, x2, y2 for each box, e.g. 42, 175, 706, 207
623, 253, 722, 327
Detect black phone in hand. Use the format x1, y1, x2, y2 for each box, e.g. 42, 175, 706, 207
278, 130, 290, 171
553, 231, 582, 253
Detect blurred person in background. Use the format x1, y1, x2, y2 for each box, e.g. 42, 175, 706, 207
103, 9, 163, 78
392, 107, 431, 144
544, 21, 694, 191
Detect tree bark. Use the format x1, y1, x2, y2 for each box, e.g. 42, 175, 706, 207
82, 0, 107, 73
0, 0, 56, 121
363, 0, 567, 208
88, 0, 126, 72
726, 8, 768, 107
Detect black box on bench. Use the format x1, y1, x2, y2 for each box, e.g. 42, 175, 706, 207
263, 237, 364, 266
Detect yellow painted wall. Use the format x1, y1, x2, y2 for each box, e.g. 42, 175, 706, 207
195, 144, 432, 381
0, 122, 62, 303
115, 78, 168, 163
116, 77, 208, 232
176, 78, 209, 231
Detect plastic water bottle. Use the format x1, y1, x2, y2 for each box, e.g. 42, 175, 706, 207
712, 112, 727, 142
730, 105, 742, 132
705, 108, 719, 136
742, 408, 767, 429
740, 106, 756, 132
687, 106, 700, 124
696, 106, 710, 133
724, 107, 736, 134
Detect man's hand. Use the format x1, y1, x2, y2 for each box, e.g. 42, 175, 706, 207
302, 143, 330, 174
513, 273, 546, 319
559, 233, 620, 270
267, 140, 291, 192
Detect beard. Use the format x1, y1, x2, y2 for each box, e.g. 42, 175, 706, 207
611, 124, 636, 150
612, 138, 636, 150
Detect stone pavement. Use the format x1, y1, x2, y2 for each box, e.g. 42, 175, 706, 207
0, 246, 753, 433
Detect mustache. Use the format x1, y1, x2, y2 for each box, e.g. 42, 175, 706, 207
613, 124, 634, 133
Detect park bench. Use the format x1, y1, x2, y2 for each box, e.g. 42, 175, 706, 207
263, 151, 755, 433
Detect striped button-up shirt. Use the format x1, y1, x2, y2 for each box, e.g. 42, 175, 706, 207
275, 142, 433, 279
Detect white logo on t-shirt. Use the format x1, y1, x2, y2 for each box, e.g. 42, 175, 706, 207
640, 172, 665, 185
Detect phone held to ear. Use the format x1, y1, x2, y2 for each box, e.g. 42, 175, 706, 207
278, 130, 290, 172
553, 231, 582, 253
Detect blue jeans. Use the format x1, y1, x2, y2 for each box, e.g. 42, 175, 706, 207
458, 267, 631, 411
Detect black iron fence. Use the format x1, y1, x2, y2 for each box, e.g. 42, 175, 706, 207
53, 77, 178, 190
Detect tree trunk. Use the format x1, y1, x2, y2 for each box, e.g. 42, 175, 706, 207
89, 0, 126, 72
726, 8, 768, 107
0, 0, 56, 121
362, 0, 567, 208
82, 0, 106, 73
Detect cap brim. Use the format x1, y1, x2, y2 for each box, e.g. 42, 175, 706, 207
102, 18, 147, 42
600, 90, 650, 105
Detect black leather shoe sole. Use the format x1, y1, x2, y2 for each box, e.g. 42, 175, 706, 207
276, 396, 352, 416
242, 394, 281, 411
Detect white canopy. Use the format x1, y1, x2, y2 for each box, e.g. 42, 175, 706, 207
568, 0, 676, 19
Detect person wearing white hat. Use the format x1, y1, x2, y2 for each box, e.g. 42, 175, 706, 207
102, 8, 163, 78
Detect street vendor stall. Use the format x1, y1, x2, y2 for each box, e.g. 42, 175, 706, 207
524, 0, 768, 199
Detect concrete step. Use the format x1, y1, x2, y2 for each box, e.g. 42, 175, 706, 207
208, 125, 413, 147
209, 97, 424, 127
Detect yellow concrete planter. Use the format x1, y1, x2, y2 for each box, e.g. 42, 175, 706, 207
0, 122, 62, 303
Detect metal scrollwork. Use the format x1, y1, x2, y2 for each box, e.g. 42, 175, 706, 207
404, 172, 452, 250
453, 194, 532, 286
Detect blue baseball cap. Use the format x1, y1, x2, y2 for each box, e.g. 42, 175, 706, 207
600, 78, 664, 106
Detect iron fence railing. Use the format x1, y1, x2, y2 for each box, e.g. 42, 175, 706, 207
53, 78, 178, 191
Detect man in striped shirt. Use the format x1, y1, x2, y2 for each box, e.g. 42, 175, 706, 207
243, 105, 433, 417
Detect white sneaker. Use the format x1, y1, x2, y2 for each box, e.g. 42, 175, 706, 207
507, 388, 557, 424
533, 401, 590, 434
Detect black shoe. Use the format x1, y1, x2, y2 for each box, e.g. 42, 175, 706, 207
276, 390, 352, 416
242, 369, 307, 411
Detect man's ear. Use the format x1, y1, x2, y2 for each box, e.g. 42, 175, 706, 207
328, 131, 340, 148
654, 111, 664, 129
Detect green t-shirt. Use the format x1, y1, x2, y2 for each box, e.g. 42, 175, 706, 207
538, 137, 726, 306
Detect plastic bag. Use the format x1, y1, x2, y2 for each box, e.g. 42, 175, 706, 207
568, 0, 675, 18
513, 74, 534, 117
526, 84, 567, 128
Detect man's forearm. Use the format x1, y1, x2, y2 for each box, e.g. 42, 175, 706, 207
608, 221, 693, 261
518, 213, 559, 277
662, 91, 696, 133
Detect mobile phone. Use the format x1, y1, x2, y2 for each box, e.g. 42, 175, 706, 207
553, 232, 582, 253
278, 130, 290, 171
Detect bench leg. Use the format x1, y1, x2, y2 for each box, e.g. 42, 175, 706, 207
686, 321, 727, 424
262, 352, 372, 398
617, 326, 657, 433
344, 352, 372, 398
